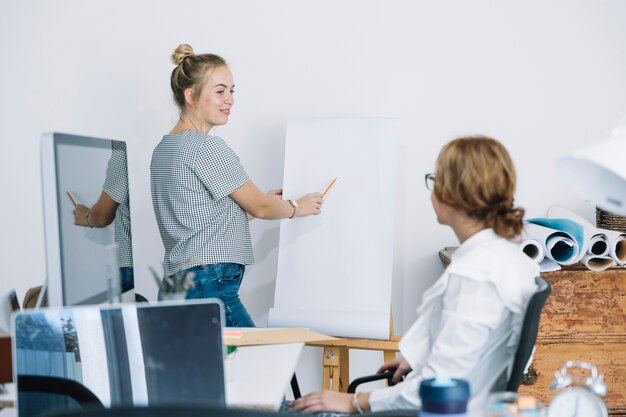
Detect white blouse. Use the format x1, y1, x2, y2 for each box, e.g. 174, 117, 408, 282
368, 228, 539, 417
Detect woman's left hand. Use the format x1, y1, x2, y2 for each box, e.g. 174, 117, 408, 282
248, 188, 284, 220
267, 188, 283, 198
290, 391, 355, 414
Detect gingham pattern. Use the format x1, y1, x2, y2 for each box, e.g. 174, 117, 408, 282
103, 141, 133, 268
150, 130, 253, 276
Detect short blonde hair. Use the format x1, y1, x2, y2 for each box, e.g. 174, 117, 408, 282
170, 44, 227, 111
434, 135, 524, 239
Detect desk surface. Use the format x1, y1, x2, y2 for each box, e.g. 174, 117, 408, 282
225, 327, 335, 347
305, 337, 399, 350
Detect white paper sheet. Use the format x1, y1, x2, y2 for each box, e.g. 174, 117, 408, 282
267, 308, 390, 340
226, 343, 303, 410
270, 118, 397, 340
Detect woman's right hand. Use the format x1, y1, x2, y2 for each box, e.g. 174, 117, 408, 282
378, 355, 412, 383
296, 193, 323, 217
73, 204, 91, 227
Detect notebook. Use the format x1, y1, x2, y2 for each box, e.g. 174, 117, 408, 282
12, 299, 226, 417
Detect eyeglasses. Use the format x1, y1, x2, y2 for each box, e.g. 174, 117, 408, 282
425, 173, 435, 191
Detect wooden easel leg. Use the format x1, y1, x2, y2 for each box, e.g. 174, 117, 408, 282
383, 350, 396, 364
319, 309, 398, 392
322, 347, 333, 391
322, 346, 350, 392
338, 347, 349, 392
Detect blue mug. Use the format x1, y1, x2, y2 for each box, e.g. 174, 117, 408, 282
420, 376, 470, 416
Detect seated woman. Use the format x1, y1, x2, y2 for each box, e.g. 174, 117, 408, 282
291, 135, 540, 416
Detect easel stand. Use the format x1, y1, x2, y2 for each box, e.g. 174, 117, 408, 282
305, 312, 400, 392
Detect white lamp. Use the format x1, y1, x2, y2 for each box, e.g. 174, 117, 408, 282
556, 118, 626, 216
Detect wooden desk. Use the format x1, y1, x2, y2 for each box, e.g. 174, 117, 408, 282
306, 337, 400, 392
520, 264, 626, 417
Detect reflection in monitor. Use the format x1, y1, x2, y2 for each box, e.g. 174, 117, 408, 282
41, 132, 135, 306
13, 299, 225, 417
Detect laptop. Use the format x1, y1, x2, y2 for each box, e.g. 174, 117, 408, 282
12, 299, 226, 417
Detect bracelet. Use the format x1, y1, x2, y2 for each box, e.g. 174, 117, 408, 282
287, 199, 298, 219
352, 392, 364, 414
86, 209, 94, 228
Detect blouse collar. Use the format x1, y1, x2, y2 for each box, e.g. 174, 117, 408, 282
451, 228, 498, 261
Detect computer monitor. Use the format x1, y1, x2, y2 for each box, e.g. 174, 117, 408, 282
12, 299, 226, 416
41, 132, 135, 306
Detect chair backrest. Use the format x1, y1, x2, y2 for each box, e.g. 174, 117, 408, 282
505, 276, 551, 392
18, 375, 104, 406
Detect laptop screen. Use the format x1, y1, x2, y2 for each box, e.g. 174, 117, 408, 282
13, 299, 225, 417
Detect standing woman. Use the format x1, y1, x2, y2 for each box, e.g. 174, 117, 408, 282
151, 44, 323, 327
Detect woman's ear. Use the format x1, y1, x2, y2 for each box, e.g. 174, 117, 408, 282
184, 88, 195, 107
431, 192, 449, 225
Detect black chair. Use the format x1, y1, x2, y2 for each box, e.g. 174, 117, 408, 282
134, 293, 148, 303
18, 375, 104, 408
505, 276, 551, 392
346, 276, 551, 394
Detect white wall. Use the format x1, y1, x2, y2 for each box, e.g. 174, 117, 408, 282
2, 0, 626, 394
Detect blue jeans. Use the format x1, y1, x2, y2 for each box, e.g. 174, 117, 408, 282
160, 263, 255, 328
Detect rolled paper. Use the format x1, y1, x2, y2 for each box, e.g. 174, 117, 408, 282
582, 254, 617, 272
602, 229, 626, 266
527, 218, 584, 265
539, 258, 561, 272
588, 234, 610, 256
547, 205, 624, 266
520, 239, 545, 263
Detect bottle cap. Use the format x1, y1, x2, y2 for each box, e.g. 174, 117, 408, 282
419, 376, 470, 414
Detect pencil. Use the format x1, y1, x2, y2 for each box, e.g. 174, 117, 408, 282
66, 191, 78, 208
322, 177, 337, 198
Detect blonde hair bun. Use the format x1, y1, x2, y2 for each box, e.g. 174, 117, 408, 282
171, 44, 195, 65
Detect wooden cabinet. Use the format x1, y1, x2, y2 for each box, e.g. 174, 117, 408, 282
519, 265, 626, 416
